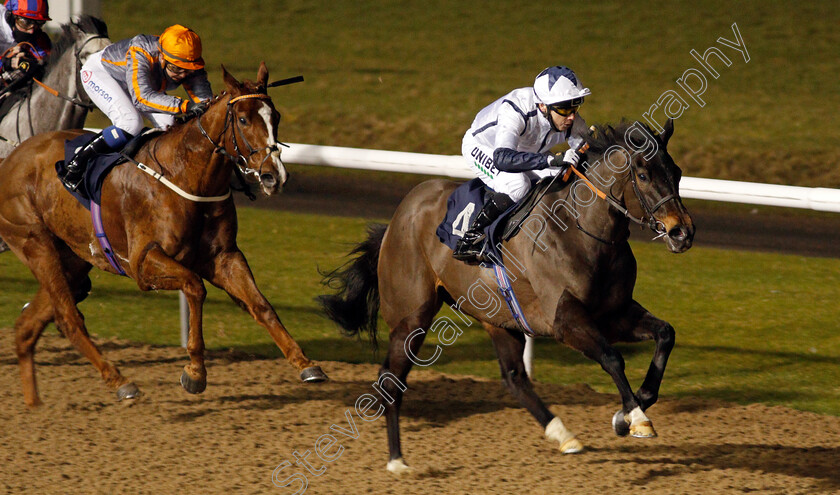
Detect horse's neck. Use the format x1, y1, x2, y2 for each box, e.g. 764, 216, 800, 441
151, 107, 234, 196
41, 51, 88, 128
541, 165, 630, 247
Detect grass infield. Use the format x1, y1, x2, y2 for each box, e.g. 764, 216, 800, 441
93, 0, 840, 187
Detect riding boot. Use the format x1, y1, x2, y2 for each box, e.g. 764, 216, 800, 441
60, 127, 126, 191
453, 192, 515, 264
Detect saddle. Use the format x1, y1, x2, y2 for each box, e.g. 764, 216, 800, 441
436, 175, 568, 262
54, 128, 164, 210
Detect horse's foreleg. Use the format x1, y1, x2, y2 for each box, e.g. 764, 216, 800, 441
135, 246, 208, 393
199, 250, 325, 382
613, 300, 675, 412
553, 290, 655, 438
484, 323, 583, 454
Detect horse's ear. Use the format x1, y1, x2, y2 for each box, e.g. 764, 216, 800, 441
221, 64, 241, 94
660, 118, 674, 145
257, 62, 269, 88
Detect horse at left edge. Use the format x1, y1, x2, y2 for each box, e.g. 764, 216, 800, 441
0, 62, 328, 407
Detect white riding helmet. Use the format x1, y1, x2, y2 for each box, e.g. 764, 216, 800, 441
533, 66, 591, 108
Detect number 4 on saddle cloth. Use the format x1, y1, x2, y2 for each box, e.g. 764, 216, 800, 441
53, 129, 163, 274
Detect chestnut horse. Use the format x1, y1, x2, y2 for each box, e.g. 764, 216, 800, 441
320, 120, 694, 472
0, 63, 327, 407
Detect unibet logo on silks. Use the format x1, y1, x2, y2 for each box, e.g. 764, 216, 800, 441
85, 79, 113, 103
470, 146, 498, 175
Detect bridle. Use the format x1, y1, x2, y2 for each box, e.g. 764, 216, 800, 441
567, 149, 675, 244
195, 92, 282, 197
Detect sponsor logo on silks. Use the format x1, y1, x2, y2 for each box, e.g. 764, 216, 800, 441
81, 70, 92, 83
471, 146, 498, 176
85, 79, 113, 103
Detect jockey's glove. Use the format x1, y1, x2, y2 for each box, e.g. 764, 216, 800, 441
563, 148, 582, 167
179, 99, 210, 118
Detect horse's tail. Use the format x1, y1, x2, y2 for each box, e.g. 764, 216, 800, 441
317, 223, 386, 348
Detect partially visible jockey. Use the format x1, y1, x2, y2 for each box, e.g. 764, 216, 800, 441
0, 0, 52, 99
59, 24, 213, 191
453, 65, 592, 263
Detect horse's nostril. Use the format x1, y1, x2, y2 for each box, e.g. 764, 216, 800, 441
260, 174, 277, 188
669, 226, 687, 241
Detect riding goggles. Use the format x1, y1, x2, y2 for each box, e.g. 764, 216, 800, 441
165, 61, 194, 77
548, 104, 580, 117
15, 16, 46, 29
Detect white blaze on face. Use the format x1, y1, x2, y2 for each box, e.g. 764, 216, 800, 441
258, 104, 287, 186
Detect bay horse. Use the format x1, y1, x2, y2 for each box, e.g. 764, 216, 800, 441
0, 16, 110, 158
320, 119, 694, 472
0, 63, 327, 407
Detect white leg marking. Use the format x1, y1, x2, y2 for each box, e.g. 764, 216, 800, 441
626, 406, 657, 438
545, 417, 584, 454
386, 458, 412, 474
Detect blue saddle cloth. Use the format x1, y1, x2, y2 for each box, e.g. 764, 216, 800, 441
55, 134, 125, 211
435, 178, 517, 262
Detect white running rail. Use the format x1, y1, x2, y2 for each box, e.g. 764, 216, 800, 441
176, 142, 840, 378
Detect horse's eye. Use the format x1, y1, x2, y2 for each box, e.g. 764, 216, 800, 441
638, 173, 648, 182
239, 117, 248, 125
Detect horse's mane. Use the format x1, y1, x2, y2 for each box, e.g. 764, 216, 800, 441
167, 81, 268, 131
44, 16, 109, 73
583, 120, 660, 157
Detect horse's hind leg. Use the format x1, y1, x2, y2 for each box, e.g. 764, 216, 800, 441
484, 323, 583, 453
609, 300, 675, 435
379, 296, 441, 474
15, 287, 54, 407
19, 238, 134, 401
16, 260, 94, 407
199, 250, 326, 382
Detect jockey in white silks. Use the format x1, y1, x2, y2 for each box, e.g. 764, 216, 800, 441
453, 66, 592, 263
60, 24, 213, 191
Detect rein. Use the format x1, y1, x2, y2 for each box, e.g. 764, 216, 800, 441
124, 92, 279, 203
567, 156, 674, 243
31, 78, 95, 109
31, 34, 108, 111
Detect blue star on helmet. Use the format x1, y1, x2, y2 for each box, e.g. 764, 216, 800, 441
539, 66, 579, 90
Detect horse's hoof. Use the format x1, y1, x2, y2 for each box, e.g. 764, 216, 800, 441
386, 458, 412, 474
630, 420, 657, 438
300, 366, 328, 383
559, 437, 584, 454
180, 370, 207, 394
612, 410, 631, 437
116, 382, 141, 401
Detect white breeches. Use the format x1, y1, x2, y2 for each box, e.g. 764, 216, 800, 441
80, 51, 174, 136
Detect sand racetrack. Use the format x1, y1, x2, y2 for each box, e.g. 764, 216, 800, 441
3, 171, 840, 494
2, 330, 839, 495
